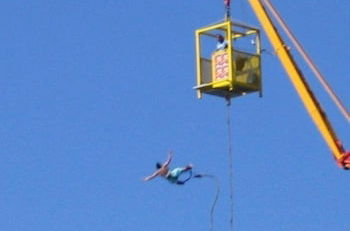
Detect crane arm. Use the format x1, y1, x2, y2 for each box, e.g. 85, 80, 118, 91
247, 0, 350, 169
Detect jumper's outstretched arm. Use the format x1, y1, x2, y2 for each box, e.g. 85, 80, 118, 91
143, 170, 160, 181
143, 151, 174, 181
163, 151, 173, 168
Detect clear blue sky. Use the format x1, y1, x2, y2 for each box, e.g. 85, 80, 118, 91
1, 1, 349, 231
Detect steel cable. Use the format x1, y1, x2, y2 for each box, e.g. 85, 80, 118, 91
262, 0, 350, 122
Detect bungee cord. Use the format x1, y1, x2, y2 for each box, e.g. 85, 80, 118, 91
192, 173, 220, 231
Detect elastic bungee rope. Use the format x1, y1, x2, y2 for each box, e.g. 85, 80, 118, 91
196, 174, 220, 231
177, 172, 220, 231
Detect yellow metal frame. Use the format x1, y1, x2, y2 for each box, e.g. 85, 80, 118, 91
195, 21, 233, 98
248, 0, 345, 162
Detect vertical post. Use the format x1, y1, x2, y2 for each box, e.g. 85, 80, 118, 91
227, 21, 234, 91
256, 31, 263, 97
195, 30, 202, 99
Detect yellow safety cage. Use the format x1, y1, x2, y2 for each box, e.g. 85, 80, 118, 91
194, 20, 262, 99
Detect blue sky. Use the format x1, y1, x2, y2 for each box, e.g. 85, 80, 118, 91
1, 1, 349, 231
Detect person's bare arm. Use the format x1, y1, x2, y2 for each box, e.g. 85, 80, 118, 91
143, 151, 172, 181
143, 170, 160, 181
163, 151, 173, 168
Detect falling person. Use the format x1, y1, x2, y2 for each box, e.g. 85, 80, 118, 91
143, 151, 193, 185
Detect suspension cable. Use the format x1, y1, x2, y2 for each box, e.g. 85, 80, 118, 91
224, 0, 231, 20
226, 97, 234, 231
261, 0, 350, 122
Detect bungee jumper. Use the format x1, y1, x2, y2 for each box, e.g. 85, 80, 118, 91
143, 151, 220, 230
143, 151, 198, 185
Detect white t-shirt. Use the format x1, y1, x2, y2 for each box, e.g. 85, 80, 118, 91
217, 41, 228, 50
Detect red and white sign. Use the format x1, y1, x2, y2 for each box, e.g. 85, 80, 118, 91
214, 53, 229, 81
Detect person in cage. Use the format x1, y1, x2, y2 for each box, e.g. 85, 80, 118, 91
216, 34, 228, 50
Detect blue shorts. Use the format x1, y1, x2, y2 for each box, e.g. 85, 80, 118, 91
166, 167, 186, 183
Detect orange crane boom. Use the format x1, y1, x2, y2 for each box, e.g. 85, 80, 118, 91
247, 0, 350, 169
